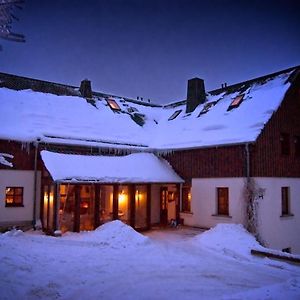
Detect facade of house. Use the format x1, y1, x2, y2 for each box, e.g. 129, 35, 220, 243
0, 66, 299, 253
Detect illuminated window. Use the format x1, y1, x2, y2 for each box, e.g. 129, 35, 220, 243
168, 110, 182, 121
198, 102, 216, 116
227, 94, 244, 111
182, 185, 191, 212
281, 187, 291, 216
5, 187, 24, 207
280, 133, 290, 155
217, 187, 229, 215
107, 98, 121, 111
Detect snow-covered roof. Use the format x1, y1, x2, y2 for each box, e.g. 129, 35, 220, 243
41, 151, 183, 183
0, 67, 298, 151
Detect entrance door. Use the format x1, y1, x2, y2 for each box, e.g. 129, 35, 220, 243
160, 187, 168, 225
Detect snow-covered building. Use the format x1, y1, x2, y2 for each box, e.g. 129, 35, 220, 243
0, 66, 300, 253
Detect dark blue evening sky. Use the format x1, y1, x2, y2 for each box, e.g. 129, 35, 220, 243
1, 0, 299, 103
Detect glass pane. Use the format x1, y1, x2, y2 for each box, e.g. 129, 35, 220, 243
5, 187, 13, 195
48, 185, 54, 230
80, 185, 95, 231
60, 184, 75, 233
14, 195, 23, 204
118, 185, 130, 224
135, 185, 147, 229
6, 195, 14, 204
15, 188, 23, 195
43, 186, 49, 228
99, 185, 113, 224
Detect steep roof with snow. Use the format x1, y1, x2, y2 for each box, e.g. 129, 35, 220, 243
0, 66, 299, 151
41, 151, 183, 183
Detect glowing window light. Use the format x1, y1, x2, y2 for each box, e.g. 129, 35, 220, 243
107, 98, 121, 111
118, 190, 126, 204
228, 94, 244, 111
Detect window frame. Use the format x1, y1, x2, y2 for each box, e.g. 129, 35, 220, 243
281, 186, 291, 216
168, 110, 182, 121
107, 98, 121, 111
227, 94, 244, 111
217, 187, 229, 216
181, 185, 191, 213
5, 187, 24, 207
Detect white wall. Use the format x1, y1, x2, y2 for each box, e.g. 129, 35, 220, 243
255, 178, 300, 254
181, 178, 246, 228
0, 170, 41, 227
180, 177, 300, 254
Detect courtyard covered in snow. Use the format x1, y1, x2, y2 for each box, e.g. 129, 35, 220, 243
1, 222, 300, 300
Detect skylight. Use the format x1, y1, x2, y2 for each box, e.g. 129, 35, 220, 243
107, 98, 121, 111
227, 94, 244, 111
198, 102, 216, 117
168, 110, 182, 121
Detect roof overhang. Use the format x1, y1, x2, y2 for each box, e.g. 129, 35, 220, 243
41, 151, 184, 184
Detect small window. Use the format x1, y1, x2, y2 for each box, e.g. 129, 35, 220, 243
107, 98, 121, 111
217, 187, 229, 215
282, 247, 291, 254
182, 185, 191, 212
281, 187, 290, 215
280, 133, 290, 155
198, 102, 216, 116
294, 136, 300, 157
5, 187, 24, 207
168, 110, 182, 121
227, 94, 244, 111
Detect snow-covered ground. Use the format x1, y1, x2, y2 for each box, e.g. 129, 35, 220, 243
1, 222, 299, 300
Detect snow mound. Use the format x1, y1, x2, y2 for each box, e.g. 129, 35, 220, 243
65, 220, 149, 248
193, 224, 262, 260
2, 228, 24, 237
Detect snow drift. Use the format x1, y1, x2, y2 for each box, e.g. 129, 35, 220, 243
192, 223, 262, 260
63, 220, 149, 248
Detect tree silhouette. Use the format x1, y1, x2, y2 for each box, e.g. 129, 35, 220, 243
0, 0, 25, 50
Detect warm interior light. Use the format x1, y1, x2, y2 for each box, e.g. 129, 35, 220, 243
82, 202, 89, 209
188, 192, 191, 201
118, 190, 126, 204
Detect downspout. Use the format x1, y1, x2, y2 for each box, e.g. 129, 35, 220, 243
32, 138, 40, 229
245, 143, 250, 181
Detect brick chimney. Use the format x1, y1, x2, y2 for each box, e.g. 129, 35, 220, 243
186, 78, 206, 113
79, 79, 92, 98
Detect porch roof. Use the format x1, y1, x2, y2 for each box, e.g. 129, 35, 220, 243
41, 151, 184, 183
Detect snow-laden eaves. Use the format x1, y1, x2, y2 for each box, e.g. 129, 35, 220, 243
41, 151, 184, 183
0, 152, 13, 167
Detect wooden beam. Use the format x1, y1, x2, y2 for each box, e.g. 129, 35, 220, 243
176, 183, 180, 224
129, 185, 136, 228
113, 184, 119, 220
74, 185, 80, 232
94, 184, 100, 229
147, 184, 151, 229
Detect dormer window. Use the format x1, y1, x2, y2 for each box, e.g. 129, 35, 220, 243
107, 98, 121, 111
168, 110, 182, 121
227, 94, 244, 111
198, 101, 216, 116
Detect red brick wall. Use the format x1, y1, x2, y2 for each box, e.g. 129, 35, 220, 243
0, 140, 37, 170
164, 145, 246, 180
251, 80, 300, 177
